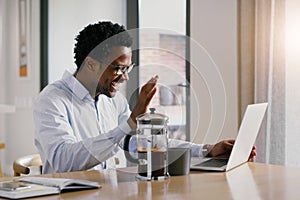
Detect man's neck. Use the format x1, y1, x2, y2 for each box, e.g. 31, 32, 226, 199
73, 72, 97, 99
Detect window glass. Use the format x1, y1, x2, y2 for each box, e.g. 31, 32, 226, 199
139, 0, 187, 140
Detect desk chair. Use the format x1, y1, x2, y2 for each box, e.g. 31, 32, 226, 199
13, 154, 42, 176
0, 142, 5, 177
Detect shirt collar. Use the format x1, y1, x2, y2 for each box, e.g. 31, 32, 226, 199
61, 69, 93, 101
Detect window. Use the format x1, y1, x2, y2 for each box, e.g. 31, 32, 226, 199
127, 0, 190, 140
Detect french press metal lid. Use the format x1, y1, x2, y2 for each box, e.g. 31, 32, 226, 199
136, 108, 169, 126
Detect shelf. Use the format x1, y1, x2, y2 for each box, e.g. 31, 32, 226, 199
0, 104, 16, 113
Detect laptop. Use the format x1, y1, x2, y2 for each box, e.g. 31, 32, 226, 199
190, 102, 268, 172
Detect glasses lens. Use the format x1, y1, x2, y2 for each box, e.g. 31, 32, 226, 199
116, 69, 123, 75
127, 64, 134, 73
115, 64, 134, 75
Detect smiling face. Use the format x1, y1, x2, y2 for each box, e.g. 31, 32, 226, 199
96, 46, 132, 98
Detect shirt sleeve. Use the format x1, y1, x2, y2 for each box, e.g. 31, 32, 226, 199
168, 139, 205, 158
33, 93, 133, 173
127, 137, 205, 158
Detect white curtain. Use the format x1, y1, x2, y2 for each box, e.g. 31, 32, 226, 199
254, 0, 286, 165
239, 0, 286, 165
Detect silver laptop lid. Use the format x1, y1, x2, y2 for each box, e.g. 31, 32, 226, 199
226, 103, 268, 171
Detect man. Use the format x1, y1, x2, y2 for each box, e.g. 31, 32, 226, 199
33, 21, 255, 174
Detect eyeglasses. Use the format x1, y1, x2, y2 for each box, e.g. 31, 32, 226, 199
95, 58, 135, 75
107, 63, 135, 75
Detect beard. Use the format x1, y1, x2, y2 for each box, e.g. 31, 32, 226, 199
96, 75, 125, 98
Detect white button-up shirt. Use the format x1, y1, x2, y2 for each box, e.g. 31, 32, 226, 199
33, 70, 204, 174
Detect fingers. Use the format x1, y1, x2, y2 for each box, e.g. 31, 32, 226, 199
225, 139, 235, 145
142, 76, 158, 94
213, 140, 257, 161
248, 146, 257, 161
141, 75, 159, 101
223, 140, 234, 150
146, 86, 157, 102
148, 75, 159, 83
130, 75, 159, 123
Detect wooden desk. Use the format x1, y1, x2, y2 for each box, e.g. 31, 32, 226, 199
1, 162, 300, 199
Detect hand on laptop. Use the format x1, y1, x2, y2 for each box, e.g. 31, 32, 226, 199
207, 139, 257, 161
248, 146, 257, 161
207, 139, 234, 158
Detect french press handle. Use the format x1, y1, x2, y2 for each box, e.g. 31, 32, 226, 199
123, 134, 139, 164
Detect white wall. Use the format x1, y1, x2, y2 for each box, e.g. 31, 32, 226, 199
0, 0, 8, 171
190, 0, 238, 144
286, 0, 300, 166
48, 0, 126, 83
1, 0, 40, 176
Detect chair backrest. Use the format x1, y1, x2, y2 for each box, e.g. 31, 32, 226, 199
13, 154, 42, 176
0, 142, 5, 177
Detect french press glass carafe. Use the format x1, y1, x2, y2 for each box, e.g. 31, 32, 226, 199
124, 108, 169, 180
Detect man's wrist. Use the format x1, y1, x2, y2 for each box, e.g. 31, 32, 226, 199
202, 144, 214, 157
127, 117, 137, 130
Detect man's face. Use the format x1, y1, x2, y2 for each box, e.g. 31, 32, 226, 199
96, 46, 132, 97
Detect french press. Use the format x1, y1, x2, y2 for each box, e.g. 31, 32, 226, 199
124, 108, 169, 180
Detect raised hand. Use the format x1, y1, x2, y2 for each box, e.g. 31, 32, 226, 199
130, 75, 159, 124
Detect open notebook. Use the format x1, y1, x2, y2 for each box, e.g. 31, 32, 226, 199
190, 103, 268, 172
0, 177, 101, 199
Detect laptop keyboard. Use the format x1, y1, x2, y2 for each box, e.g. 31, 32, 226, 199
195, 158, 229, 167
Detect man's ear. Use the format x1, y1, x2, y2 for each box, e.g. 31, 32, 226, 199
85, 56, 98, 71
